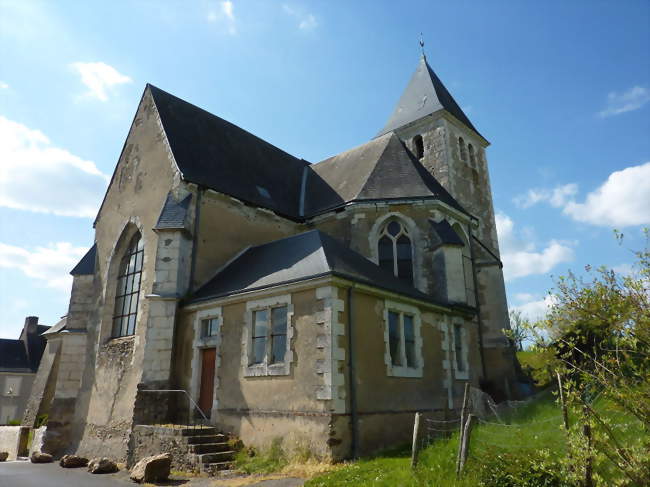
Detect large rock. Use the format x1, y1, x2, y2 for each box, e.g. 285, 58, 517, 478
0, 452, 8, 462
88, 457, 118, 474
30, 451, 53, 463
129, 453, 171, 483
59, 454, 89, 468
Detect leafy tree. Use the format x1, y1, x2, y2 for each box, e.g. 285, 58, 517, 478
508, 309, 530, 351
543, 230, 650, 486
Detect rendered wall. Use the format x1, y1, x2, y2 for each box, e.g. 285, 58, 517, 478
0, 373, 34, 425
0, 426, 20, 460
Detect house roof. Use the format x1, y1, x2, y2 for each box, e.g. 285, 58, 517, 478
188, 229, 456, 309
376, 56, 482, 139
0, 339, 31, 372
304, 133, 467, 216
155, 192, 192, 231
70, 244, 97, 276
148, 84, 309, 220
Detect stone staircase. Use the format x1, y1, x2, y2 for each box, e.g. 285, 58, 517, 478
183, 427, 235, 474
131, 425, 235, 475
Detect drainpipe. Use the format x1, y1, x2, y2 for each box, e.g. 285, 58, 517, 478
188, 186, 203, 293
346, 287, 358, 459
468, 225, 486, 380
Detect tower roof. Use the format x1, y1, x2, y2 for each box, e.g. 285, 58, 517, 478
377, 56, 481, 138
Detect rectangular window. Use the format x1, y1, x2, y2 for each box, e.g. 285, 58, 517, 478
270, 306, 287, 364
251, 309, 268, 365
388, 311, 402, 366
404, 314, 416, 367
454, 324, 465, 372
201, 318, 219, 338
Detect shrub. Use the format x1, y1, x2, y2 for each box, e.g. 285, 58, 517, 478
475, 449, 569, 487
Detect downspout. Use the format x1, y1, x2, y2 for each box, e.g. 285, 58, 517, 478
188, 186, 203, 293
346, 286, 358, 459
468, 225, 486, 380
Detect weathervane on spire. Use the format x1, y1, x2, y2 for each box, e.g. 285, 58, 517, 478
419, 32, 426, 59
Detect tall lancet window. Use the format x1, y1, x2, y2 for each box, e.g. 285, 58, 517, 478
413, 135, 424, 160
112, 234, 144, 337
378, 221, 414, 285
468, 144, 476, 167
458, 137, 467, 162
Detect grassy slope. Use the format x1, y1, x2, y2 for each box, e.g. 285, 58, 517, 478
305, 390, 645, 486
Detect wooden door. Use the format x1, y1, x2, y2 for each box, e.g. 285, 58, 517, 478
199, 348, 216, 418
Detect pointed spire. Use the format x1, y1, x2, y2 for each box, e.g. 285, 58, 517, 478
376, 55, 482, 139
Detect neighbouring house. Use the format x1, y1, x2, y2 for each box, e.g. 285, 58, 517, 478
24, 54, 517, 468
0, 317, 50, 424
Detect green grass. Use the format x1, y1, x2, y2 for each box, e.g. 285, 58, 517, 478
305, 389, 647, 486
234, 438, 289, 475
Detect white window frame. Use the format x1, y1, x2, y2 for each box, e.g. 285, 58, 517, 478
190, 307, 222, 420
243, 294, 294, 377
383, 300, 423, 378
451, 318, 469, 380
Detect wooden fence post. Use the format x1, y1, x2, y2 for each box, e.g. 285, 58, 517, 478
411, 412, 421, 469
556, 371, 570, 431
457, 414, 476, 476
455, 383, 470, 473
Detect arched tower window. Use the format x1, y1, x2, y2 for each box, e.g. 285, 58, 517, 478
468, 144, 476, 167
378, 220, 414, 285
112, 233, 144, 337
458, 137, 467, 162
413, 135, 424, 160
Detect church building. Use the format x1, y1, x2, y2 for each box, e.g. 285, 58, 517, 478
23, 54, 516, 469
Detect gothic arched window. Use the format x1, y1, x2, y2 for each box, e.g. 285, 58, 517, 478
458, 137, 467, 162
468, 144, 476, 167
413, 135, 424, 160
378, 221, 414, 285
112, 234, 144, 337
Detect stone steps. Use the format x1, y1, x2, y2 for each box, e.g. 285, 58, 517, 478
189, 442, 231, 454
186, 433, 226, 444
196, 450, 236, 464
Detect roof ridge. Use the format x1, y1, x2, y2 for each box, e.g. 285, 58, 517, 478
351, 133, 395, 201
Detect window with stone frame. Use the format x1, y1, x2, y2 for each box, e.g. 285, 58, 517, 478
112, 234, 144, 338
250, 305, 288, 366
201, 317, 219, 338
458, 136, 467, 162
384, 300, 423, 378
468, 143, 476, 167
412, 134, 424, 160
378, 220, 414, 285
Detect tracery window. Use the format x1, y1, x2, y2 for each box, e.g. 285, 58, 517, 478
378, 220, 414, 285
112, 234, 144, 337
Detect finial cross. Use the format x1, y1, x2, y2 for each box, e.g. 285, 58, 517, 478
419, 32, 425, 57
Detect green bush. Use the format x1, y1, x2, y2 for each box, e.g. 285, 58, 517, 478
7, 419, 21, 426
475, 449, 570, 487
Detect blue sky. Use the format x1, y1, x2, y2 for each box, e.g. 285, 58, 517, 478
1, 0, 649, 338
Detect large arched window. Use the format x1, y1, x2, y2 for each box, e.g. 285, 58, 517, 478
378, 221, 414, 285
112, 234, 144, 337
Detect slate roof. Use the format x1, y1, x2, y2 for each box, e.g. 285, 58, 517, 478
376, 56, 482, 139
155, 192, 192, 231
0, 339, 31, 371
148, 85, 309, 220
188, 229, 454, 309
304, 133, 467, 216
430, 219, 465, 249
70, 244, 97, 276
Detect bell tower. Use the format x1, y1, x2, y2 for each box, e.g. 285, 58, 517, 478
377, 53, 515, 389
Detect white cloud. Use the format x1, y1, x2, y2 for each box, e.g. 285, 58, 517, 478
0, 115, 109, 217
282, 4, 318, 30
514, 183, 577, 209
513, 163, 650, 228
598, 85, 650, 118
70, 62, 132, 102
207, 1, 236, 35
0, 242, 87, 292
0, 81, 9, 90
496, 212, 574, 281
510, 295, 557, 322
563, 162, 650, 227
